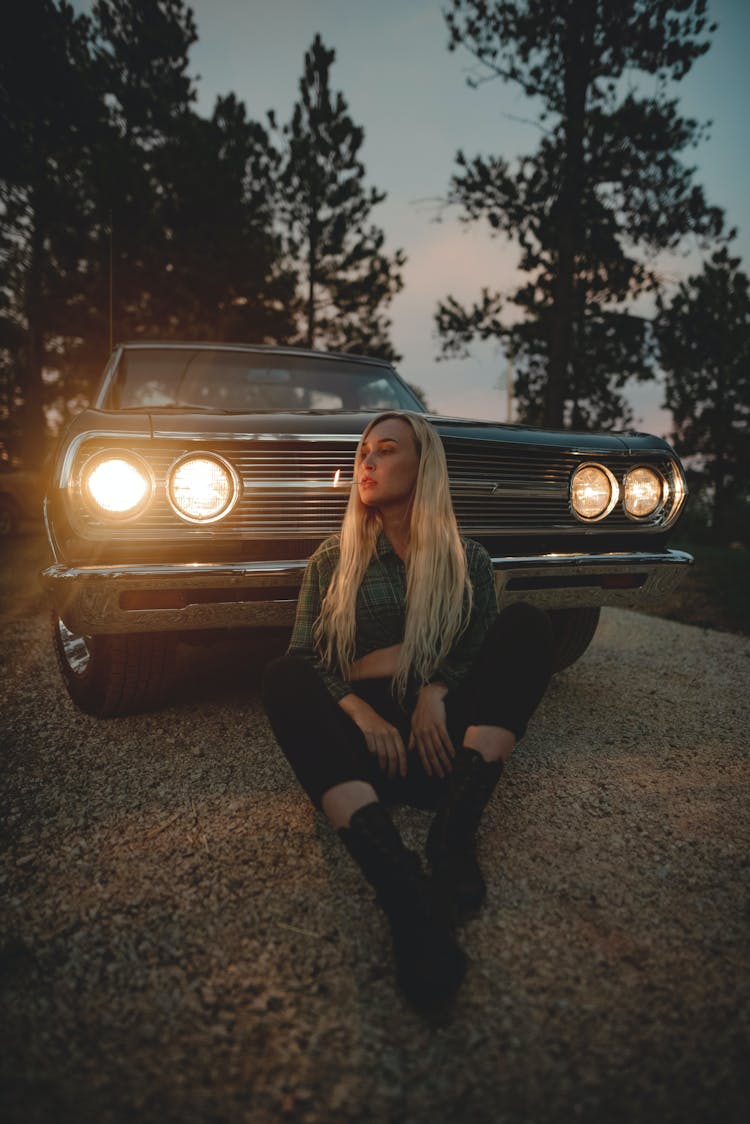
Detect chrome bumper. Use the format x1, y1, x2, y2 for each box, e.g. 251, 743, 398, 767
41, 549, 693, 636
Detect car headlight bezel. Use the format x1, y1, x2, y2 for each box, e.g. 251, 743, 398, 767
166, 452, 240, 525
570, 462, 620, 522
80, 450, 154, 520
623, 465, 667, 521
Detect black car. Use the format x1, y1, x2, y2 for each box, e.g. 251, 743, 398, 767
42, 341, 691, 716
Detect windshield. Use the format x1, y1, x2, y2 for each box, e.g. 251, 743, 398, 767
105, 348, 423, 413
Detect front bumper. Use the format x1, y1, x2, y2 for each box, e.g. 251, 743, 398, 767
41, 549, 693, 636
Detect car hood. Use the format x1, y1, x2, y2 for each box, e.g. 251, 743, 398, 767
61, 407, 673, 455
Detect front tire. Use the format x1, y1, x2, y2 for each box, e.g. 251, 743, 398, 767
548, 607, 601, 672
52, 613, 176, 717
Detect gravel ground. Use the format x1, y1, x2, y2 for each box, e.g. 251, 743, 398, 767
1, 537, 749, 1124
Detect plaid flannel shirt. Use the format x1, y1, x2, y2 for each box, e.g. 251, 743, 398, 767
287, 531, 498, 701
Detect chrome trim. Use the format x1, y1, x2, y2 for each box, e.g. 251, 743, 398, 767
491, 548, 693, 611
489, 548, 693, 573
63, 430, 362, 486
486, 480, 563, 499
94, 346, 124, 408
58, 432, 688, 539
56, 617, 92, 676
59, 428, 152, 489
150, 430, 364, 442
235, 477, 352, 491
42, 497, 63, 566
107, 340, 393, 365
41, 549, 693, 636
42, 559, 309, 582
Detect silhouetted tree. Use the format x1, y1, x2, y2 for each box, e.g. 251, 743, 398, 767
276, 35, 405, 360
0, 0, 205, 463
90, 0, 199, 341
0, 0, 100, 466
437, 0, 725, 429
656, 246, 750, 540
1, 0, 297, 460
156, 95, 296, 343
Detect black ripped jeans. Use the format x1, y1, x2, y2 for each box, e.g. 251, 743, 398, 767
262, 602, 554, 811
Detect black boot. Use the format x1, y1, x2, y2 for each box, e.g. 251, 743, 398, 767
338, 802, 467, 1013
426, 747, 504, 923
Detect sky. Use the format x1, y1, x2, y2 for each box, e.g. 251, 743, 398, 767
85, 0, 750, 436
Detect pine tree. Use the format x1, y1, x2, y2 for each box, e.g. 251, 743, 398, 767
656, 246, 750, 540
154, 94, 296, 344
90, 0, 199, 343
1, 0, 302, 460
276, 35, 405, 361
436, 0, 725, 429
0, 0, 101, 466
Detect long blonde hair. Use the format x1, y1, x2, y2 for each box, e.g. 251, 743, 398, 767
314, 411, 473, 699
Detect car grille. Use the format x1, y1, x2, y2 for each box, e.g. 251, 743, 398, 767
70, 437, 679, 540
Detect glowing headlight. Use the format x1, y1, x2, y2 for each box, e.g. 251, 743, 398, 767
623, 466, 665, 518
168, 455, 238, 523
571, 464, 618, 521
84, 455, 150, 516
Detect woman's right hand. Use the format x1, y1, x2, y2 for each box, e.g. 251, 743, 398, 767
338, 694, 408, 779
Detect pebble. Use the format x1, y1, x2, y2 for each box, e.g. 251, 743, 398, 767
1, 600, 749, 1123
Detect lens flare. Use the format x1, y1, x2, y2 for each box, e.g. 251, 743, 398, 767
86, 458, 148, 514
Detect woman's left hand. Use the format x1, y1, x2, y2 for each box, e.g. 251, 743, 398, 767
408, 683, 455, 778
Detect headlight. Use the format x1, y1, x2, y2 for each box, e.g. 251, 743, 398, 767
82, 453, 151, 517
167, 454, 239, 523
570, 464, 619, 521
623, 466, 665, 518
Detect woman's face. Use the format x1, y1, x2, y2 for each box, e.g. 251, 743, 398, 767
357, 417, 420, 511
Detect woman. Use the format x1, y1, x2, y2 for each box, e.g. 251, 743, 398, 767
262, 411, 553, 1012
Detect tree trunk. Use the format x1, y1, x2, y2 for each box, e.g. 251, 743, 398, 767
306, 206, 318, 349
711, 454, 725, 543
21, 196, 47, 470
544, 1, 595, 429
711, 332, 728, 542
306, 270, 315, 348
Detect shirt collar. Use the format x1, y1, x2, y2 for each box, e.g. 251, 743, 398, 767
375, 530, 398, 559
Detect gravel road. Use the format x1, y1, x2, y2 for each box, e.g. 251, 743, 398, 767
1, 533, 749, 1124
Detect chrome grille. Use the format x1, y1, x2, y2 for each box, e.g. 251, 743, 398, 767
69, 436, 679, 540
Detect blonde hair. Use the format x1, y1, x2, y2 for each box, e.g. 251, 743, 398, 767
314, 411, 473, 700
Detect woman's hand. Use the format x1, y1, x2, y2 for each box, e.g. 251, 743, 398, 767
408, 683, 455, 779
338, 694, 407, 779
348, 644, 402, 682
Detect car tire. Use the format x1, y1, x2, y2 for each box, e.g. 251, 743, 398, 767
51, 613, 177, 717
548, 607, 601, 672
0, 496, 20, 537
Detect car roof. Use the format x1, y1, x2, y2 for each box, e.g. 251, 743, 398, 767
116, 341, 394, 371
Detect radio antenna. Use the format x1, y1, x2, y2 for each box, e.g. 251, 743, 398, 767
108, 209, 113, 353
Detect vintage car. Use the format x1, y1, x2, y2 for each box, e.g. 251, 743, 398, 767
42, 341, 692, 716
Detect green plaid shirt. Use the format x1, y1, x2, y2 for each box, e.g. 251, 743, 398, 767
288, 531, 498, 700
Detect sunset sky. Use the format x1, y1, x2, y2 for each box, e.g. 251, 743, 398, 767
81, 0, 750, 435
